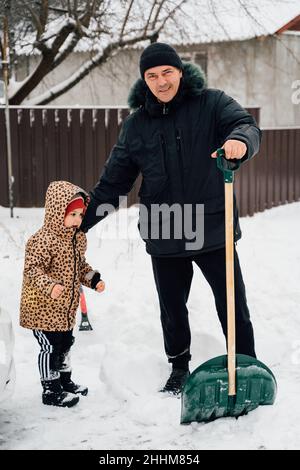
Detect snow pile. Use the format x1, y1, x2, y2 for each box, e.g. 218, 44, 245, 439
0, 202, 300, 449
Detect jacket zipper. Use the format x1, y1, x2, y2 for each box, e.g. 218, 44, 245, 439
163, 103, 168, 115
159, 134, 167, 174
67, 231, 77, 329
176, 129, 185, 191
175, 129, 188, 251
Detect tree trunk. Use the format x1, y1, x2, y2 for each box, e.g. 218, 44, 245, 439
10, 54, 54, 105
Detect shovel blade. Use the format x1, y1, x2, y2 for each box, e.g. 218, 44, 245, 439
180, 354, 277, 424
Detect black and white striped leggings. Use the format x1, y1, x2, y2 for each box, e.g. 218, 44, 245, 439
33, 329, 74, 380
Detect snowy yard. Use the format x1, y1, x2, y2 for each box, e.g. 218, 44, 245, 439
0, 202, 300, 450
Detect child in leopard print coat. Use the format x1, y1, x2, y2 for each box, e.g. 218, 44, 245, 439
20, 180, 105, 408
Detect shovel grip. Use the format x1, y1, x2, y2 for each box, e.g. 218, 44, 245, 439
216, 148, 241, 183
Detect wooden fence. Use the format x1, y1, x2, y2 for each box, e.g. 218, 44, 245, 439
0, 106, 299, 216
235, 126, 300, 216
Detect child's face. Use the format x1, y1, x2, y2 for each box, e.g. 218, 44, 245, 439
64, 208, 85, 228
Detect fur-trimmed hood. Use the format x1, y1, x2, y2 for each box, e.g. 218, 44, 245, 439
128, 61, 206, 111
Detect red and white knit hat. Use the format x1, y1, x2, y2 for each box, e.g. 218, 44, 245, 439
65, 196, 86, 217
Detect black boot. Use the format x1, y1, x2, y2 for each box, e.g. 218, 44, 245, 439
41, 378, 80, 407
60, 371, 88, 396
160, 368, 190, 395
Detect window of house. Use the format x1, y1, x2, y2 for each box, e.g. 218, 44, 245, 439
179, 51, 208, 77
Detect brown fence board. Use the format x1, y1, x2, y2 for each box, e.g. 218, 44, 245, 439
274, 129, 281, 206
234, 166, 241, 216
19, 109, 33, 207
248, 148, 257, 216
287, 129, 295, 203
69, 109, 82, 187
241, 163, 249, 217
44, 109, 56, 192
295, 129, 300, 201
10, 109, 20, 206
31, 109, 44, 206
81, 109, 94, 191
266, 129, 274, 209
106, 109, 119, 157
58, 109, 70, 184
94, 109, 106, 178
259, 133, 268, 213
0, 109, 8, 206
281, 129, 288, 205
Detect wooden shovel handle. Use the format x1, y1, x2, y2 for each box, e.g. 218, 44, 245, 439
225, 182, 236, 396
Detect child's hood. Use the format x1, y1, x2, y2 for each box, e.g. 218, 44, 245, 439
43, 181, 88, 234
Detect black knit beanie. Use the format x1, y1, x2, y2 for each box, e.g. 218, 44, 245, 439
139, 42, 183, 79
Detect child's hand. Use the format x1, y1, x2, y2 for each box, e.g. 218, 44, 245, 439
96, 281, 105, 293
51, 284, 65, 299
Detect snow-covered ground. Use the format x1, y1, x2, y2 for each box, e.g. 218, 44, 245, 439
0, 202, 300, 450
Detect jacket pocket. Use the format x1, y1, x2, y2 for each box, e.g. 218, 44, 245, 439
138, 133, 167, 179
138, 133, 170, 202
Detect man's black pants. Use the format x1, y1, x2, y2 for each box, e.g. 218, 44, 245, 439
151, 247, 256, 369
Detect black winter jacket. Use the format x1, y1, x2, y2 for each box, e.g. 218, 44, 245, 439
82, 62, 261, 257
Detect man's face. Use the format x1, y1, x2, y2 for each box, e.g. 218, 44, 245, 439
144, 65, 182, 103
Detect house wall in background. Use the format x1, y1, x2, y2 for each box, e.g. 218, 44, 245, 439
15, 33, 300, 127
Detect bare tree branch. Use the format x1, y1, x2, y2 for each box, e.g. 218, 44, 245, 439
34, 0, 85, 14
151, 0, 167, 29
53, 33, 81, 69
51, 1, 104, 70
154, 0, 187, 35
119, 0, 135, 41
67, 0, 72, 16
0, 35, 4, 61
38, 0, 48, 37
8, 0, 190, 104
50, 31, 81, 69
209, 0, 231, 41
20, 0, 44, 40
9, 15, 79, 103
50, 18, 77, 55
143, 0, 158, 36
28, 29, 162, 105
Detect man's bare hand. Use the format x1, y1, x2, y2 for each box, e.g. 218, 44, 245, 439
211, 139, 247, 160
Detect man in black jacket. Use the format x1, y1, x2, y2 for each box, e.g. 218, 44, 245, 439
81, 43, 261, 395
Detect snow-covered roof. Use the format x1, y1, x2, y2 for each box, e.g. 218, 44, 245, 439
162, 0, 300, 45
15, 0, 300, 56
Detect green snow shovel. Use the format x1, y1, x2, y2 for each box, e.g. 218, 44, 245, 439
180, 149, 277, 424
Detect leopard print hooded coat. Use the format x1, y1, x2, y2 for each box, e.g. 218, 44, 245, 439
20, 181, 99, 332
